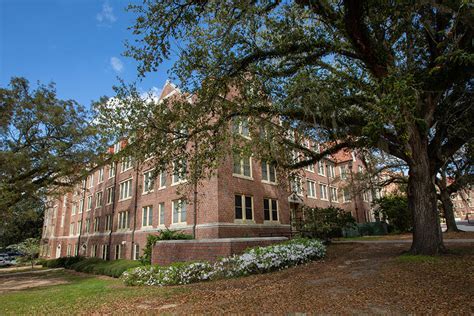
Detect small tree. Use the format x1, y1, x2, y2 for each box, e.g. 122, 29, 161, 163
300, 206, 356, 240
373, 195, 411, 233
9, 238, 40, 269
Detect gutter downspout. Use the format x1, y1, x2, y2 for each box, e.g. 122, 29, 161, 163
107, 162, 118, 260
130, 165, 140, 260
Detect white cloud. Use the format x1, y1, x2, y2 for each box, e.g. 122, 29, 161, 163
96, 2, 117, 24
110, 57, 123, 73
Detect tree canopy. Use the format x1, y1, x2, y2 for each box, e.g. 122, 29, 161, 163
98, 0, 473, 254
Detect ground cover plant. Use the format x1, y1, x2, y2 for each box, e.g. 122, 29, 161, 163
140, 229, 193, 264
122, 238, 326, 286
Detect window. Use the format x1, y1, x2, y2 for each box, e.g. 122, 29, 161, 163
87, 195, 92, 211
305, 163, 315, 173
98, 168, 104, 183
85, 218, 90, 233
235, 195, 253, 221
94, 217, 100, 232
72, 203, 77, 215
79, 199, 84, 214
330, 187, 338, 202
92, 245, 99, 257
142, 206, 153, 227
115, 244, 122, 260
66, 245, 71, 257
105, 214, 112, 231
158, 171, 166, 189
291, 177, 303, 196
232, 117, 250, 138
77, 221, 81, 235
363, 191, 370, 202
63, 195, 67, 207
121, 156, 133, 172
118, 211, 130, 229
106, 186, 114, 204
109, 162, 116, 178
172, 160, 187, 184
318, 162, 326, 176
88, 175, 94, 188
263, 198, 278, 222
95, 191, 103, 208
114, 142, 121, 153
172, 199, 187, 224
261, 160, 276, 183
69, 223, 74, 236
307, 180, 317, 198
60, 213, 65, 228
319, 184, 328, 200
133, 244, 140, 260
102, 244, 109, 260
233, 153, 252, 178
119, 179, 133, 200
158, 202, 165, 226
340, 166, 348, 180
143, 170, 154, 193
343, 189, 351, 203
328, 164, 336, 178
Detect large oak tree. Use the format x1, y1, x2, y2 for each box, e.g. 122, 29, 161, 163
99, 0, 473, 255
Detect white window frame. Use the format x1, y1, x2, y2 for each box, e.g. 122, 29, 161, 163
291, 177, 303, 196
263, 198, 279, 222
339, 166, 348, 180
172, 199, 187, 224
234, 194, 254, 222
118, 211, 130, 230
328, 164, 336, 178
119, 178, 133, 201
69, 223, 74, 236
261, 160, 277, 184
143, 169, 155, 194
133, 244, 140, 261
142, 205, 153, 227
86, 195, 92, 211
318, 162, 326, 176
95, 191, 103, 208
330, 187, 338, 202
109, 162, 116, 178
233, 153, 253, 179
232, 117, 251, 138
94, 217, 100, 232
158, 171, 167, 189
172, 160, 187, 185
342, 188, 351, 203
98, 168, 104, 183
105, 214, 112, 231
158, 202, 165, 226
106, 186, 114, 205
88, 175, 94, 188
307, 180, 317, 198
121, 156, 133, 173
319, 183, 328, 201
115, 244, 122, 260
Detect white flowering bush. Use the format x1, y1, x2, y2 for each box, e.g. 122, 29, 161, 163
121, 238, 326, 286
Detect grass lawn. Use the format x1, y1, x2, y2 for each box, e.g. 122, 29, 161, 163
0, 270, 185, 315
1, 242, 473, 314
336, 230, 474, 241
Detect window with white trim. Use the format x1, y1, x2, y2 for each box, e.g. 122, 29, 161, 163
305, 163, 315, 172
95, 191, 103, 208
142, 205, 153, 227
318, 162, 326, 176
106, 186, 114, 204
232, 117, 250, 138
261, 160, 276, 183
69, 223, 74, 236
342, 188, 351, 203
290, 177, 303, 196
121, 156, 133, 172
92, 244, 99, 257
98, 168, 104, 183
86, 196, 92, 211
115, 244, 122, 260
158, 171, 166, 189
172, 160, 187, 184
105, 214, 112, 231
109, 162, 116, 178
119, 179, 133, 200
319, 184, 328, 200
172, 199, 187, 224
79, 199, 84, 213
63, 195, 67, 207
118, 211, 130, 229
94, 217, 100, 232
85, 218, 90, 233
72, 203, 77, 215
133, 244, 140, 260
66, 244, 71, 257
235, 195, 253, 221
330, 187, 338, 202
143, 170, 154, 193
102, 244, 109, 260
307, 180, 317, 198
340, 166, 348, 179
233, 153, 252, 178
158, 202, 165, 226
77, 221, 81, 235
60, 213, 65, 228
263, 198, 278, 222
328, 164, 336, 178
114, 142, 121, 154
88, 175, 94, 188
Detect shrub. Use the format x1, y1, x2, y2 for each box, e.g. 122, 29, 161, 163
41, 256, 85, 268
373, 195, 411, 232
299, 206, 356, 239
8, 238, 40, 269
122, 238, 326, 286
70, 258, 141, 277
140, 228, 193, 264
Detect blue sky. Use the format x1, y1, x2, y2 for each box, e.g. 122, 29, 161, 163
0, 0, 176, 108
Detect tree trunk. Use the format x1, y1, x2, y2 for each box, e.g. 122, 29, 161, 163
407, 138, 445, 255
438, 173, 460, 232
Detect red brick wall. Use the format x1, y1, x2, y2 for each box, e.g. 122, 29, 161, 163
152, 237, 287, 266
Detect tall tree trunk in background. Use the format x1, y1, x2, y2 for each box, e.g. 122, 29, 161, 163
438, 170, 460, 232
408, 130, 445, 255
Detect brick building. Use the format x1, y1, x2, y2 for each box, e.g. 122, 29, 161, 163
40, 83, 372, 260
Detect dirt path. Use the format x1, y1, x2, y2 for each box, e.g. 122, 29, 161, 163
95, 242, 474, 314
0, 270, 69, 293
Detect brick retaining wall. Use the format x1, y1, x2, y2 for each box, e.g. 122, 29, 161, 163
151, 237, 288, 266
